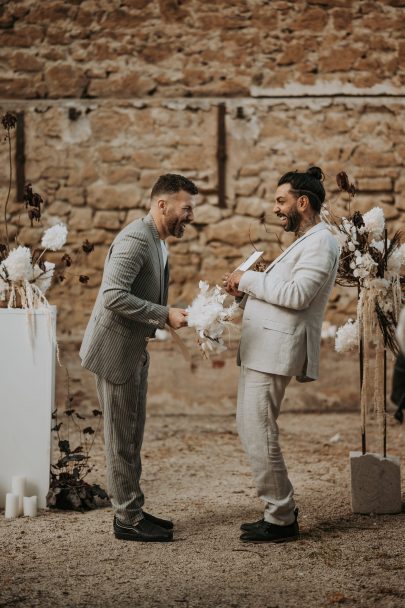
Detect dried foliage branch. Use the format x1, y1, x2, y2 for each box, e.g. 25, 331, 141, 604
47, 367, 109, 511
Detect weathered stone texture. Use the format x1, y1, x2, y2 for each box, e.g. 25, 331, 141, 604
0, 0, 404, 99
0, 1, 404, 337
1, 99, 404, 338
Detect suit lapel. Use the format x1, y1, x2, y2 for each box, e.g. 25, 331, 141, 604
143, 214, 165, 304
265, 222, 328, 273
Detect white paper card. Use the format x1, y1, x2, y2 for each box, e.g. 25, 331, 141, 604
236, 251, 264, 272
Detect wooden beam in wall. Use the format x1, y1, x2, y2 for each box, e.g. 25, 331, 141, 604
217, 102, 227, 208
15, 112, 25, 202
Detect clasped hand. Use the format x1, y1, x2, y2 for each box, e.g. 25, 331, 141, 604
222, 270, 245, 297
167, 307, 188, 330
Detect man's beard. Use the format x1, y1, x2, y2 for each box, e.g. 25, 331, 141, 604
167, 216, 189, 238
279, 209, 301, 233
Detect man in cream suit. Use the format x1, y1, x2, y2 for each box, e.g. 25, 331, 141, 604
80, 174, 198, 542
225, 166, 339, 543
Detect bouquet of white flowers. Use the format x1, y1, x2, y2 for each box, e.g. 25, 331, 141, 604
0, 114, 93, 310
325, 174, 404, 354
328, 171, 404, 455
187, 281, 240, 357
0, 224, 68, 308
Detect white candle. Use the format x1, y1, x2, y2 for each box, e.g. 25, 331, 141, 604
11, 476, 26, 515
5, 493, 19, 519
23, 496, 37, 517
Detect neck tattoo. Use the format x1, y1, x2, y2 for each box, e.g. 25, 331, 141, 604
295, 217, 318, 238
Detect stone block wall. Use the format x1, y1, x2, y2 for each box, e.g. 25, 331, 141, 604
0, 0, 404, 340
0, 0, 404, 98
0, 98, 404, 339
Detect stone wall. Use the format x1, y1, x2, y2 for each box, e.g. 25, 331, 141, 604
0, 0, 404, 99
0, 98, 404, 338
1, 0, 404, 340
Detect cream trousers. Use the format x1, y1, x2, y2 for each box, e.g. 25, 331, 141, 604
237, 365, 296, 526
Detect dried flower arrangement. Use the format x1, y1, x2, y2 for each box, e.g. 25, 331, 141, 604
326, 172, 404, 455
1, 111, 107, 510
187, 281, 239, 357
0, 112, 93, 308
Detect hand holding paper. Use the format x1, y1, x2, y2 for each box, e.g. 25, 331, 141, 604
223, 251, 264, 296
223, 270, 244, 296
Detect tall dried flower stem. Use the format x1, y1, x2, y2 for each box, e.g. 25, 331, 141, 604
357, 286, 366, 455
4, 131, 12, 250
382, 229, 388, 457
35, 247, 47, 266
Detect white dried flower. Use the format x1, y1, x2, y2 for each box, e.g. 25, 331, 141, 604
0, 271, 8, 298
41, 223, 68, 251
335, 319, 359, 353
387, 243, 405, 274
335, 231, 348, 248
363, 207, 385, 239
365, 277, 390, 291
187, 280, 239, 357
353, 253, 378, 280
353, 267, 367, 279
370, 239, 384, 253
32, 261, 55, 294
3, 246, 32, 281
154, 329, 169, 341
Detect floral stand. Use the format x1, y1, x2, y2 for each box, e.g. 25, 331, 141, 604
0, 307, 56, 509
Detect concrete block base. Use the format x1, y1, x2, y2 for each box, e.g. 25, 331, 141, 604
350, 451, 402, 514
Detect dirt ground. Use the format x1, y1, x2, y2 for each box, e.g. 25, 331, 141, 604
1, 333, 405, 608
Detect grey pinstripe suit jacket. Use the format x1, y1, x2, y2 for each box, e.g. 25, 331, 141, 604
80, 214, 169, 384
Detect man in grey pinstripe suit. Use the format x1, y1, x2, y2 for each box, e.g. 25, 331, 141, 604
80, 174, 198, 542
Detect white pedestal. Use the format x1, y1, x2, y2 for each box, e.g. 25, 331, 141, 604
350, 451, 402, 514
0, 308, 56, 509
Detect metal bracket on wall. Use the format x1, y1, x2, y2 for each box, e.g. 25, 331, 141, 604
217, 102, 227, 208
15, 112, 25, 202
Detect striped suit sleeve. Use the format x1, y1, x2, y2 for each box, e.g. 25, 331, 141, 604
102, 232, 169, 328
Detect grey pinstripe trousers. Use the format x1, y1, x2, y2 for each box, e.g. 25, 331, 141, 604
96, 350, 149, 525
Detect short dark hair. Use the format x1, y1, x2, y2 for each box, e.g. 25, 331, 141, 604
277, 166, 325, 213
150, 174, 198, 199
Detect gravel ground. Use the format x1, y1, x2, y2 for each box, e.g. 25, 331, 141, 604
1, 338, 404, 608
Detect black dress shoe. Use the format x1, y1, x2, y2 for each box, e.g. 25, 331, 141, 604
240, 511, 299, 543
240, 519, 299, 543
241, 507, 299, 532
143, 510, 173, 530
113, 516, 173, 542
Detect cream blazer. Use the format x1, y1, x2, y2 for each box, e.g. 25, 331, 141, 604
238, 222, 339, 382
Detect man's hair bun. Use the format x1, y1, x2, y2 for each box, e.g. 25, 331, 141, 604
306, 166, 324, 182
278, 166, 326, 212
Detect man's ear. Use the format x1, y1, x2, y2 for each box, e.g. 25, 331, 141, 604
157, 198, 167, 214
298, 195, 309, 211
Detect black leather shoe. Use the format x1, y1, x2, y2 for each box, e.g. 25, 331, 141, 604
240, 519, 299, 543
113, 516, 173, 542
241, 507, 299, 532
143, 510, 173, 530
